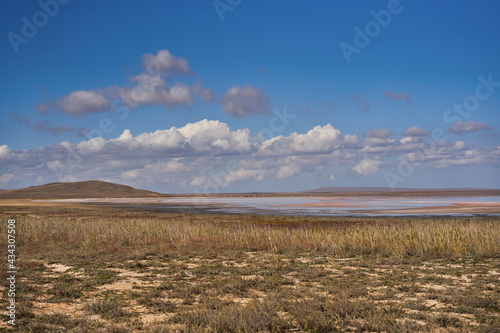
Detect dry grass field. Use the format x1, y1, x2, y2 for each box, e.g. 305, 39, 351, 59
1, 203, 499, 332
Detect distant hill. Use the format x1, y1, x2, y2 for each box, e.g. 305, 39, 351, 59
0, 180, 166, 200
302, 187, 500, 197
304, 187, 488, 193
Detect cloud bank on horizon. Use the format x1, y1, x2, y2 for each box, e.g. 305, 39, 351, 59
1, 1, 499, 192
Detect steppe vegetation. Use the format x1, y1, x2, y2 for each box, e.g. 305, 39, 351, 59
1, 204, 499, 332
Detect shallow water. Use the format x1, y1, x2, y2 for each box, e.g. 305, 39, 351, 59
43, 196, 500, 217
159, 196, 500, 217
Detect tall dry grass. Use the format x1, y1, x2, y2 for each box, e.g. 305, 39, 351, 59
3, 214, 498, 259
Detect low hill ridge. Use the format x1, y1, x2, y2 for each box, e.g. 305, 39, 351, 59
0, 180, 165, 199
302, 187, 500, 197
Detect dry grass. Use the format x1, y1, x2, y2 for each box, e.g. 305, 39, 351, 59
9, 213, 500, 260
0, 205, 499, 332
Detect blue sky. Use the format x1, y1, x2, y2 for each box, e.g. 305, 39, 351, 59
1, 0, 499, 193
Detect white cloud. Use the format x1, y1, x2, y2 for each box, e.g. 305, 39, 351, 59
361, 137, 397, 152
60, 174, 78, 182
0, 145, 12, 159
415, 145, 500, 169
98, 119, 253, 157
123, 159, 188, 182
353, 158, 382, 176
366, 128, 393, 139
260, 124, 343, 155
277, 165, 301, 179
221, 85, 271, 117
48, 50, 202, 115
76, 137, 106, 155
226, 168, 268, 183
121, 169, 140, 180
454, 141, 465, 150
189, 175, 206, 187
449, 120, 493, 135
142, 49, 193, 76
113, 78, 193, 108
0, 173, 15, 186
149, 159, 186, 174
403, 126, 430, 137
400, 137, 413, 144
343, 134, 360, 147
118, 129, 133, 141
55, 90, 111, 115
189, 166, 270, 188
3, 120, 500, 191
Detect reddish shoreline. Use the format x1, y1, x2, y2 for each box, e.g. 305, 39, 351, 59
2, 196, 500, 215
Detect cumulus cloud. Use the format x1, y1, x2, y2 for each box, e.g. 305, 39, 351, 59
365, 128, 393, 139
2, 119, 500, 190
449, 120, 493, 135
0, 119, 256, 188
384, 91, 410, 102
260, 124, 343, 155
44, 50, 206, 116
142, 49, 193, 76
352, 158, 382, 176
221, 85, 271, 117
72, 119, 253, 159
403, 126, 430, 137
226, 168, 268, 184
409, 145, 500, 169
360, 129, 396, 151
110, 76, 193, 108
277, 165, 301, 179
0, 145, 12, 160
55, 90, 111, 115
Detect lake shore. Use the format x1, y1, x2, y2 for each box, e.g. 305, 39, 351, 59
3, 192, 499, 216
